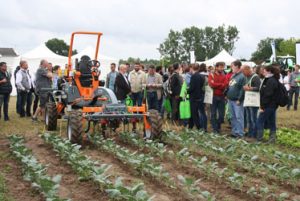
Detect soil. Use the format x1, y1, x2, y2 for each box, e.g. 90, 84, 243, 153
0, 139, 43, 201
24, 136, 109, 201
82, 148, 186, 201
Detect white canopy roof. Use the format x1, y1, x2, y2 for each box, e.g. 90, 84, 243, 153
21, 43, 68, 60
72, 46, 118, 80
9, 44, 68, 96
198, 49, 236, 66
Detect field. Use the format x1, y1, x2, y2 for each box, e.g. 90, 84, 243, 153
0, 97, 299, 201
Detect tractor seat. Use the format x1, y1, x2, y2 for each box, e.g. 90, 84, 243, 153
78, 55, 92, 87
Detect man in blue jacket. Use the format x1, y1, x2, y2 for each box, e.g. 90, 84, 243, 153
227, 60, 246, 138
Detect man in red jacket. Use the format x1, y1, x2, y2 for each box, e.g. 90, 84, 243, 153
208, 62, 228, 133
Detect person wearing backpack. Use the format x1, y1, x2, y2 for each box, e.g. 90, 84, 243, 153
256, 65, 281, 143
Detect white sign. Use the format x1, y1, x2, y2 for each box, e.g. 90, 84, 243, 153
190, 51, 195, 63
296, 43, 300, 65
244, 91, 260, 107
204, 86, 213, 104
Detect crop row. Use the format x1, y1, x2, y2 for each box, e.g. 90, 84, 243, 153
91, 135, 215, 201
264, 128, 300, 148
170, 129, 300, 167
41, 133, 153, 201
8, 135, 69, 201
163, 130, 300, 187
119, 132, 294, 201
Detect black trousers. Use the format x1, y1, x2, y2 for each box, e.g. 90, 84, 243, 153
19, 91, 28, 117
26, 91, 33, 116
189, 99, 201, 129
33, 91, 39, 114
0, 93, 10, 119
171, 96, 180, 122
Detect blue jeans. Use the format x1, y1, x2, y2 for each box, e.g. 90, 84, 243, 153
228, 100, 244, 137
245, 107, 258, 138
131, 92, 143, 106
256, 107, 277, 141
147, 91, 158, 110
210, 96, 225, 133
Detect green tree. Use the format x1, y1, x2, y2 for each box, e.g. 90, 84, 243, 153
158, 25, 239, 63
158, 30, 185, 63
251, 37, 284, 63
45, 38, 77, 56
277, 37, 300, 56
119, 57, 160, 66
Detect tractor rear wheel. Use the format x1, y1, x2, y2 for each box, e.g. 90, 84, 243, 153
67, 110, 83, 144
148, 109, 163, 140
45, 102, 58, 131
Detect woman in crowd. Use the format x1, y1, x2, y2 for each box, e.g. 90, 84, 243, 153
256, 64, 280, 143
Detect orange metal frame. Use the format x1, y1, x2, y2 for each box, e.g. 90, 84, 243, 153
62, 31, 150, 130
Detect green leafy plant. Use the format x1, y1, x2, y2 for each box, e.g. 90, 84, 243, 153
8, 135, 69, 201
41, 133, 153, 201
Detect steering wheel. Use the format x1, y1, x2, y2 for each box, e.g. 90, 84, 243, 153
87, 60, 101, 69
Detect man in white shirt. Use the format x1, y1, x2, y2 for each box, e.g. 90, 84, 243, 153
16, 60, 33, 117
128, 62, 145, 106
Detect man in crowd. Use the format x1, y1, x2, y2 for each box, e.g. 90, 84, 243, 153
129, 62, 145, 106
208, 61, 227, 134
144, 65, 163, 110
170, 63, 182, 124
242, 65, 261, 138
32, 59, 52, 121
188, 63, 205, 130
115, 64, 131, 103
16, 60, 34, 118
0, 62, 12, 121
106, 63, 117, 92
156, 66, 164, 113
288, 64, 300, 111
227, 60, 246, 138
14, 64, 21, 114
25, 67, 35, 117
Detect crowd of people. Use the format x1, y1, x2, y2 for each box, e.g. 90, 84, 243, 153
0, 59, 54, 122
107, 61, 299, 143
0, 58, 299, 143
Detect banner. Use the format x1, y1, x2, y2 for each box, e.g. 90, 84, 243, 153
190, 51, 195, 64
271, 41, 276, 62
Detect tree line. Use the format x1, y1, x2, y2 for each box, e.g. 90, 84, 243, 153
45, 27, 299, 65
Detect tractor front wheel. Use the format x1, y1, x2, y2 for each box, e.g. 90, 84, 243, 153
148, 109, 163, 140
45, 102, 58, 131
67, 110, 83, 144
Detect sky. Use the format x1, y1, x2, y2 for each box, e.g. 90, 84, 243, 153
0, 0, 299, 61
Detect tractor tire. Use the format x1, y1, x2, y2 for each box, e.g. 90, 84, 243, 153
45, 102, 58, 131
67, 110, 83, 144
148, 109, 163, 140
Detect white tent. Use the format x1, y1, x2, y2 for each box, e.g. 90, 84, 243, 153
198, 49, 236, 66
21, 43, 68, 72
72, 46, 118, 80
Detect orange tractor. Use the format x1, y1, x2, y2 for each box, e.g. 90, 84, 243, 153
44, 31, 162, 144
